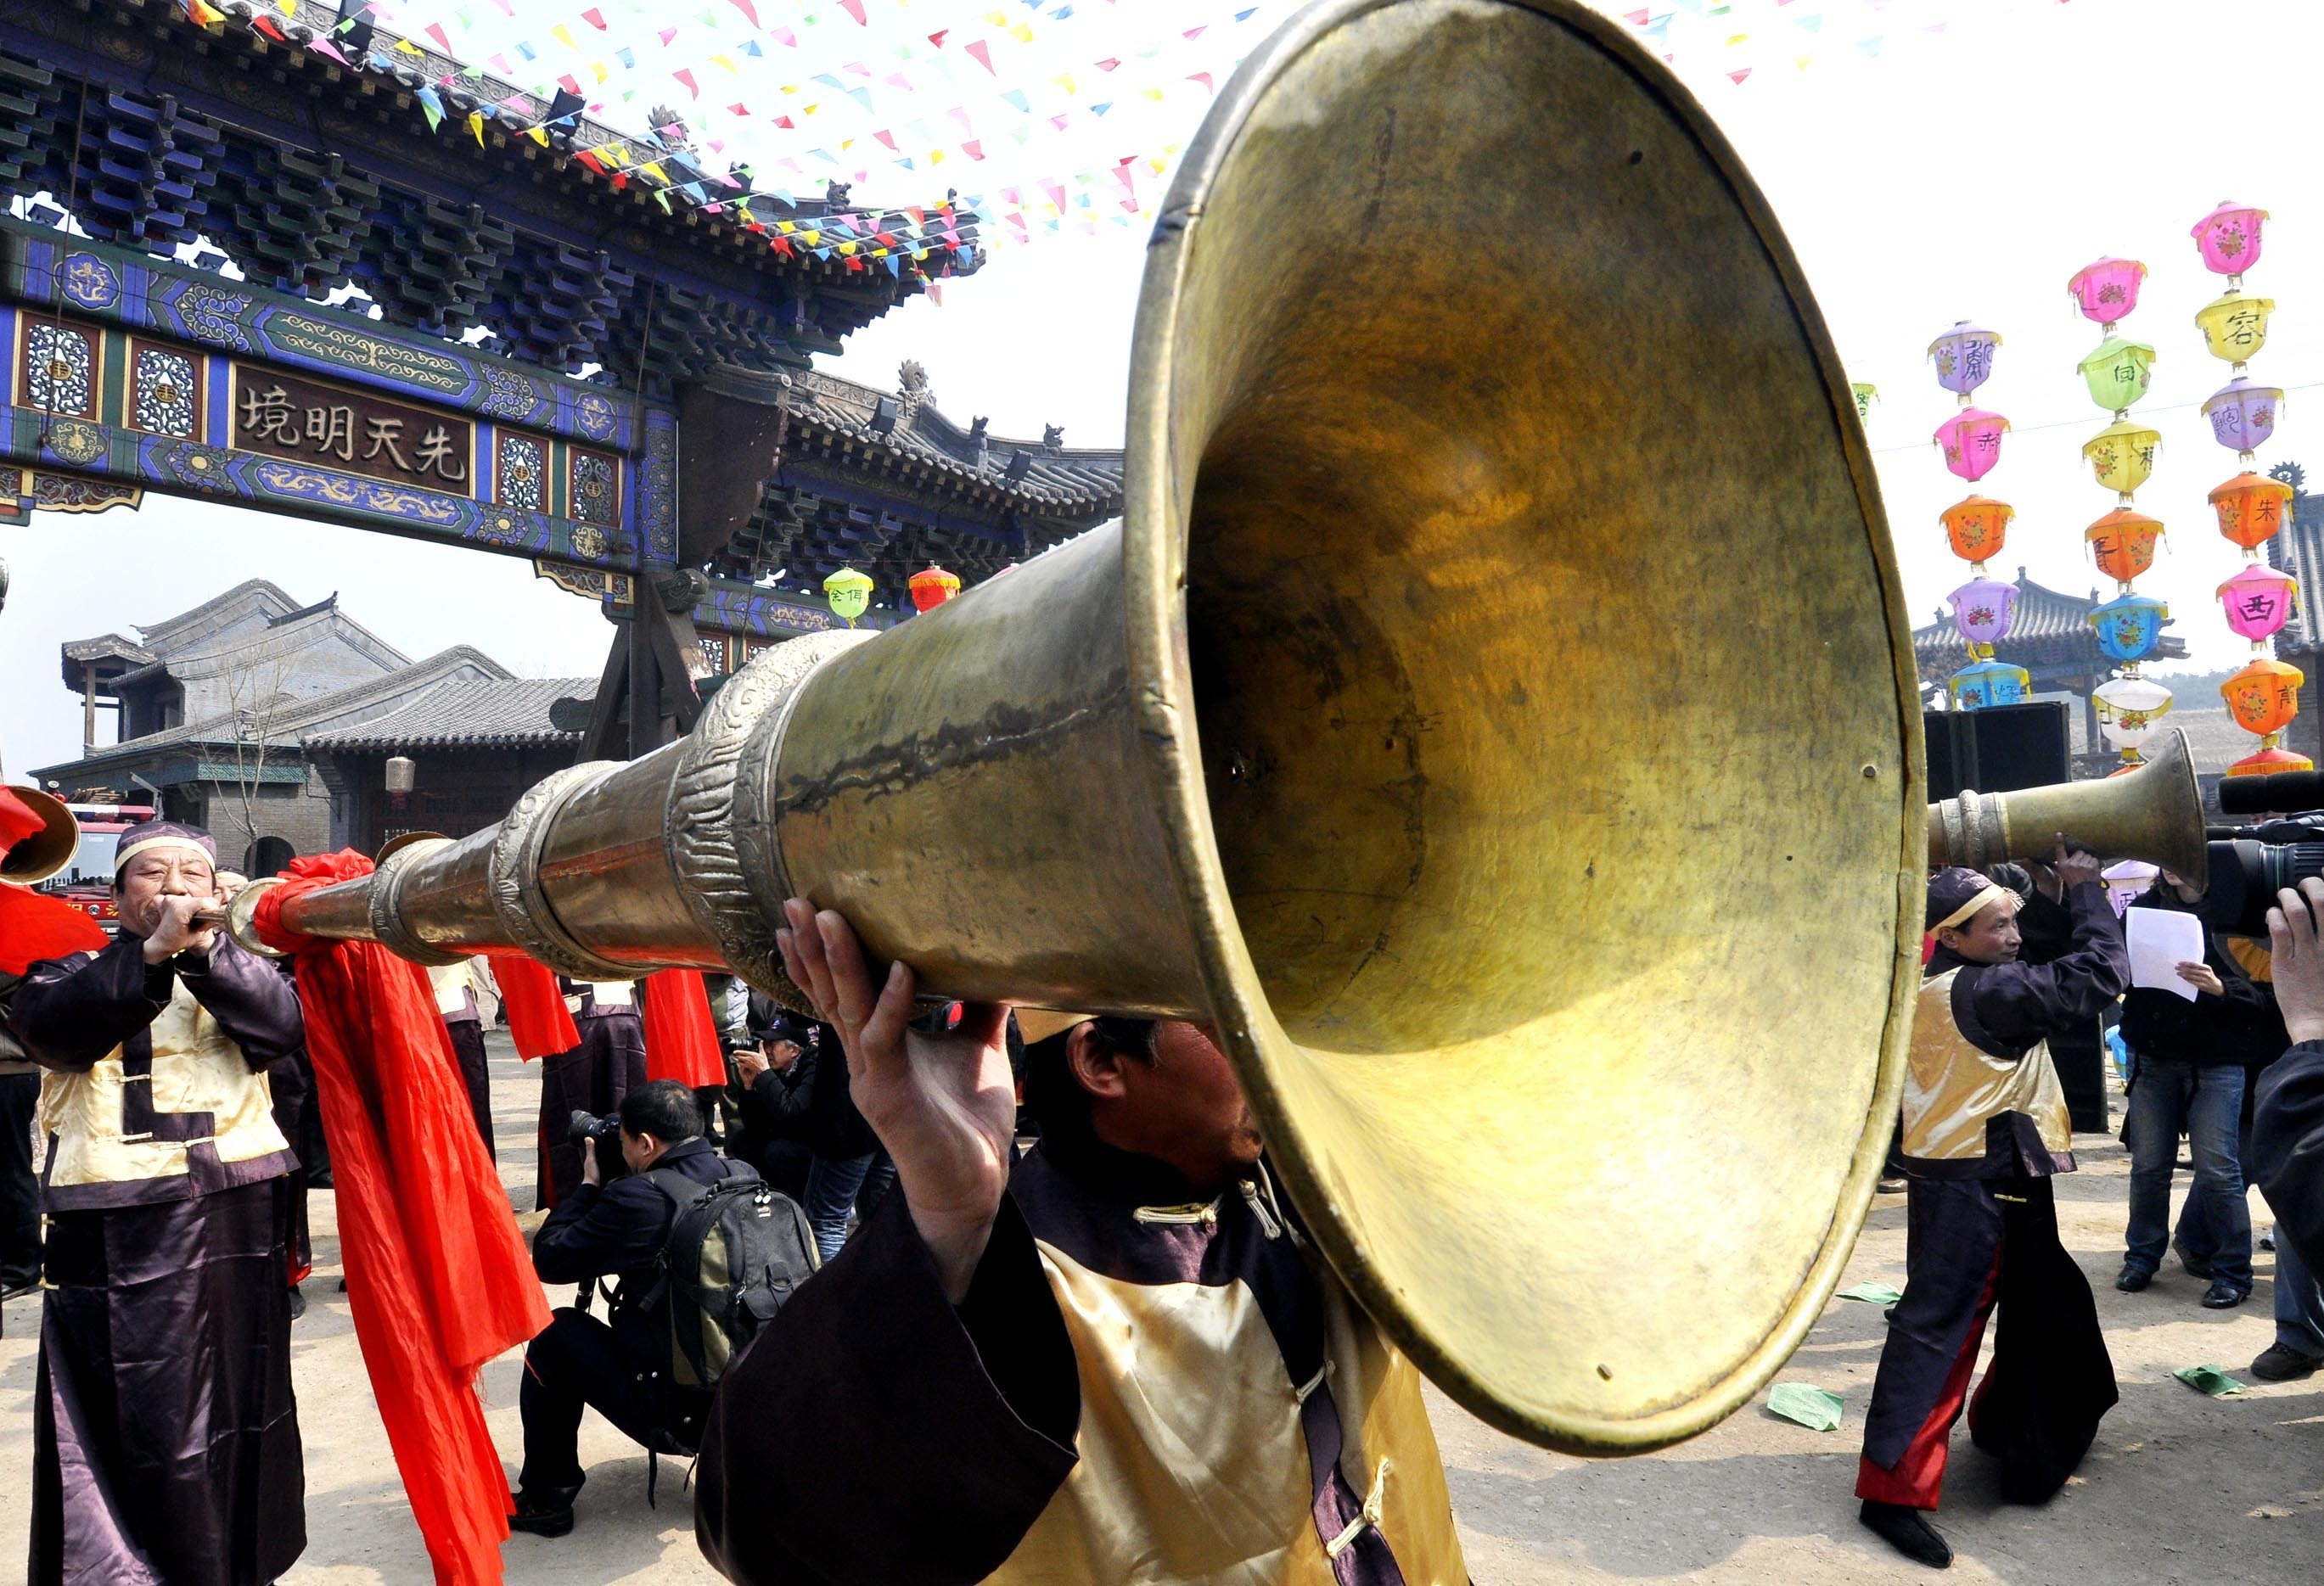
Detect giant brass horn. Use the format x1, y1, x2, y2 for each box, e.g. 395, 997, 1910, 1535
231, 0, 1924, 1453
1927, 726, 2208, 888
3, 787, 80, 886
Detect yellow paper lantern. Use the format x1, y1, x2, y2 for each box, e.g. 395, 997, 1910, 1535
2195, 291, 2275, 364
2083, 418, 2160, 496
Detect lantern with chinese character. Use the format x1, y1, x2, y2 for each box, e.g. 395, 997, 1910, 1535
2093, 675, 2175, 765
2195, 291, 2274, 365
1950, 658, 2031, 711
2083, 418, 2160, 496
2217, 563, 2299, 644
822, 564, 873, 625
1940, 496, 2012, 567
1935, 408, 2009, 484
2203, 377, 2282, 456
1947, 578, 2017, 652
1927, 322, 2001, 398
2221, 656, 2305, 737
907, 563, 962, 612
2191, 201, 2268, 278
2076, 336, 2157, 413
1851, 383, 1878, 423
2084, 507, 2163, 585
2089, 591, 2169, 665
2210, 471, 2295, 552
2068, 257, 2147, 324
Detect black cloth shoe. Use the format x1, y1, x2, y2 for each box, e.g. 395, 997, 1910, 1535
509, 1488, 579, 1538
2202, 1279, 2250, 1309
286, 1284, 306, 1322
1877, 1175, 1909, 1195
0, 1274, 36, 1303
2115, 1264, 2152, 1292
2252, 1342, 2324, 1381
2175, 1239, 2215, 1280
1860, 1500, 1951, 1569
2249, 1347, 2324, 1383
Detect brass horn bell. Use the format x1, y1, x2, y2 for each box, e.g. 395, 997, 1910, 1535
231, 0, 1925, 1454
1927, 727, 2208, 888
3, 787, 79, 887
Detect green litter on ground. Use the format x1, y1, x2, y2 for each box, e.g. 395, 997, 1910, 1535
1766, 1382, 1844, 1431
2174, 1364, 2249, 1398
1837, 1281, 1904, 1305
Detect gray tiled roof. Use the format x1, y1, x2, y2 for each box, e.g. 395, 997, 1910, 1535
303, 675, 593, 752
783, 368, 1124, 518
1912, 569, 2188, 675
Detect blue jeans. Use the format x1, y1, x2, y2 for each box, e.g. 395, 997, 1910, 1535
800, 1148, 897, 1264
2125, 1055, 2251, 1290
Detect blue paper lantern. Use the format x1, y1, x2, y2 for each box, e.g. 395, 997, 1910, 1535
1950, 659, 2032, 711
2088, 591, 2170, 665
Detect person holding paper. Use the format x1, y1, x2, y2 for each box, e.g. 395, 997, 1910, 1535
1856, 845, 2126, 1572
2115, 872, 2281, 1309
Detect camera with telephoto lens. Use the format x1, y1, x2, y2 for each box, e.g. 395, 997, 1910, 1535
567, 1109, 626, 1182
2195, 820, 2324, 937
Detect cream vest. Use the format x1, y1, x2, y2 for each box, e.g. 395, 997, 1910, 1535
991, 1239, 1468, 1586
1906, 967, 2073, 1163
39, 968, 288, 1194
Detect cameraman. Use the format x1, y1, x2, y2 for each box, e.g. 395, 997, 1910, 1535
727, 1006, 818, 1200
512, 1080, 755, 1538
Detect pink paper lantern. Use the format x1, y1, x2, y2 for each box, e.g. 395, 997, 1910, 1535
2203, 376, 2282, 455
2191, 201, 2268, 277
1934, 407, 2009, 483
1948, 578, 2018, 648
2067, 257, 2148, 325
2217, 563, 2298, 642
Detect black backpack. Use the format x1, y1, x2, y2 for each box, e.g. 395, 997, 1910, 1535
634, 1164, 817, 1393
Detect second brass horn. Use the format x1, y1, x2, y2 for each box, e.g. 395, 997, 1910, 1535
3, 786, 80, 887
239, 0, 1924, 1452
1927, 726, 2208, 887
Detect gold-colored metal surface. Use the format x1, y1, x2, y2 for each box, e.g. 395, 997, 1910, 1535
1925, 727, 2206, 888
235, 0, 1925, 1456
2, 787, 79, 885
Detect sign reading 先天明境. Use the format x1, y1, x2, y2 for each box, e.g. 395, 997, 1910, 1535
227, 364, 476, 496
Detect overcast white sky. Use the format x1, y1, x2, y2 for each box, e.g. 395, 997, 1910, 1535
4, 0, 2318, 780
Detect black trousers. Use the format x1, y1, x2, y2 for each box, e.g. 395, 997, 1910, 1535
445, 1019, 495, 1161
0, 1072, 39, 1288
519, 1306, 705, 1496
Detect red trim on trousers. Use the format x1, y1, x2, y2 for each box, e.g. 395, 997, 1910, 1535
1855, 1252, 2001, 1510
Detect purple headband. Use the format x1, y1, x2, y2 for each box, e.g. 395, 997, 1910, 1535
114, 820, 217, 875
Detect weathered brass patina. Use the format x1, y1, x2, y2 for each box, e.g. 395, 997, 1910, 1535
235, 0, 1926, 1454
1926, 726, 2206, 888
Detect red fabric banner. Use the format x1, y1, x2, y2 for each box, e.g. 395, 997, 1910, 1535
0, 883, 108, 974
642, 968, 727, 1088
486, 953, 580, 1061
256, 855, 550, 1586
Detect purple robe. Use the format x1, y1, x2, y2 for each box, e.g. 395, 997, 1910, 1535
14, 935, 307, 1586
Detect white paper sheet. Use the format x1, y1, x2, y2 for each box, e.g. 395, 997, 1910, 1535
2125, 907, 2205, 1001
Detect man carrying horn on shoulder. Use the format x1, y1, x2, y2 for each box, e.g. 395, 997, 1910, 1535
693, 898, 1467, 1585
1856, 842, 2126, 1570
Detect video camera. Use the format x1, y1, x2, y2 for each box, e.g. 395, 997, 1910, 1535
2203, 774, 2324, 936
567, 1109, 626, 1183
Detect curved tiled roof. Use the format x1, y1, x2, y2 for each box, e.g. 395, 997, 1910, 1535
1911, 569, 2189, 675
304, 675, 592, 752
781, 368, 1125, 518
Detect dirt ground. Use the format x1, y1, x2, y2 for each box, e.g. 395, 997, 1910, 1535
5, 1034, 2321, 1584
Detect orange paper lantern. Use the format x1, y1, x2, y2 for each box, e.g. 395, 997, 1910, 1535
907, 563, 962, 612
1940, 496, 2013, 565
2084, 508, 2164, 584
2226, 745, 2315, 777
2209, 471, 2295, 551
2221, 657, 2306, 737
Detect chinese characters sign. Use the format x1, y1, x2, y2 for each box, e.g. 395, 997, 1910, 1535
231, 365, 474, 496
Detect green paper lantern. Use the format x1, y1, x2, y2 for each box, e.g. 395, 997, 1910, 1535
2077, 335, 2158, 413
823, 566, 873, 625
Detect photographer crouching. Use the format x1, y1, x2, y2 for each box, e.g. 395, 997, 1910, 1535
512, 1079, 757, 1538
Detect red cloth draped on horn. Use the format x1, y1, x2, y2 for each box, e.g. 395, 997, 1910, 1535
642, 968, 727, 1087
0, 884, 108, 973
255, 853, 549, 1586
486, 952, 579, 1061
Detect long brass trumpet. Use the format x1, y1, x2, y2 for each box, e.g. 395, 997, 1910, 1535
1924, 726, 2207, 887
216, 0, 1930, 1456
